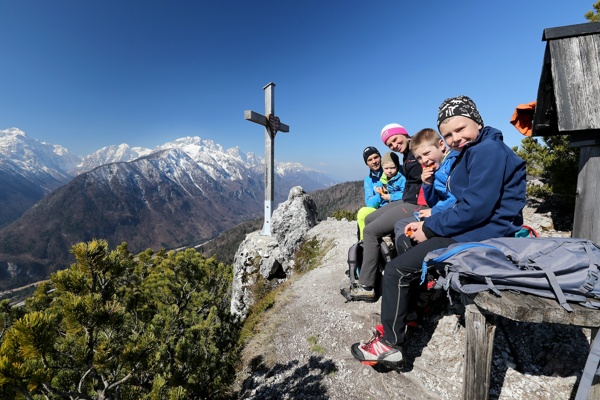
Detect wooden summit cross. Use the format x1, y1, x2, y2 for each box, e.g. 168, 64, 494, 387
244, 82, 290, 236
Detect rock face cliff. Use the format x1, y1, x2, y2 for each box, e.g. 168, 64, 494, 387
231, 192, 587, 399
230, 186, 318, 318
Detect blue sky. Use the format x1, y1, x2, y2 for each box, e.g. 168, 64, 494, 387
0, 1, 595, 182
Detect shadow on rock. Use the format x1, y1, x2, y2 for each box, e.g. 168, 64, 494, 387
238, 355, 338, 399
490, 319, 589, 400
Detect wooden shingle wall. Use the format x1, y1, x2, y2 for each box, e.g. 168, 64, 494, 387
533, 22, 600, 137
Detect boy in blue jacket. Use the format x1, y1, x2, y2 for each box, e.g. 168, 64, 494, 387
393, 128, 458, 251
374, 152, 406, 207
351, 95, 526, 368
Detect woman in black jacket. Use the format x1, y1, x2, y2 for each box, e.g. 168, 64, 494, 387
349, 123, 427, 301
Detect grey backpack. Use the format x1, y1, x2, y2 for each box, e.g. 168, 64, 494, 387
423, 237, 600, 400
423, 237, 600, 312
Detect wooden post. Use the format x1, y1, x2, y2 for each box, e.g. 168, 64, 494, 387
573, 145, 600, 243
463, 303, 495, 400
244, 82, 290, 236
590, 328, 600, 400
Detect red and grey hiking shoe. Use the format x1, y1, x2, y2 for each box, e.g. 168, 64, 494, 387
351, 329, 403, 368
373, 324, 384, 337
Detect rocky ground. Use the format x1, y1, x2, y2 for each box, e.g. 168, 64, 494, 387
233, 203, 588, 400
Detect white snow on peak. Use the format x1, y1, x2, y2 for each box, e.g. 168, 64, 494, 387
75, 143, 153, 174
0, 128, 81, 178
0, 127, 336, 190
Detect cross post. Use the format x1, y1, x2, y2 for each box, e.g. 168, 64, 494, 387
244, 82, 290, 236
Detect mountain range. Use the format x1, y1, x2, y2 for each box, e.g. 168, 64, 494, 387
0, 128, 339, 291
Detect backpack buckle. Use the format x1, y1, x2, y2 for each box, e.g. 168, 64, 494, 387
583, 270, 599, 292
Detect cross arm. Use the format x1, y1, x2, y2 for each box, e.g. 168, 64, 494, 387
244, 110, 290, 132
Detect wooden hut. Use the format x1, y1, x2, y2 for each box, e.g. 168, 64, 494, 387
532, 21, 600, 243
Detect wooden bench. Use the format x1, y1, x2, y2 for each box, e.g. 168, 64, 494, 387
462, 291, 600, 400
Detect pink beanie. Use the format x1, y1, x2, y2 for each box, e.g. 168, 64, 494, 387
380, 123, 409, 144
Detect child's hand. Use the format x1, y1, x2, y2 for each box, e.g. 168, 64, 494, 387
418, 209, 432, 219
405, 221, 427, 243
421, 165, 435, 185
381, 193, 390, 201
375, 186, 388, 195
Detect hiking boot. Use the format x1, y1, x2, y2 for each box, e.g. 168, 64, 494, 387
372, 324, 384, 336
350, 332, 404, 368
349, 283, 376, 302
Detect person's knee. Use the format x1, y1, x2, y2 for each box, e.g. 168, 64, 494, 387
357, 207, 374, 222
363, 224, 377, 238
384, 258, 420, 282
383, 262, 402, 280
395, 234, 412, 255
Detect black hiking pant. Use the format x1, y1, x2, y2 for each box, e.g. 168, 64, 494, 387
381, 237, 456, 346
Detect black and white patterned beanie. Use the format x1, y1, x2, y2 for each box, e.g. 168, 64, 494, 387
437, 95, 484, 128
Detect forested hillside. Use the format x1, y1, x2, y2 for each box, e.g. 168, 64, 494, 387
197, 218, 263, 266
309, 180, 362, 220
199, 181, 362, 265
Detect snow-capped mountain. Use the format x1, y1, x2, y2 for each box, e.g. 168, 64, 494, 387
0, 128, 80, 182
73, 143, 153, 174
74, 136, 327, 185
0, 128, 81, 227
0, 129, 338, 228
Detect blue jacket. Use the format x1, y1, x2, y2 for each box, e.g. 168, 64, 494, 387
364, 168, 383, 208
423, 150, 458, 214
424, 126, 526, 242
375, 172, 406, 207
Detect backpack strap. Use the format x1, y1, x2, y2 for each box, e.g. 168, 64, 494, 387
582, 242, 600, 297
580, 301, 600, 309
529, 241, 599, 310
442, 273, 503, 297
532, 262, 574, 312
422, 243, 500, 284
575, 329, 600, 400
517, 239, 569, 268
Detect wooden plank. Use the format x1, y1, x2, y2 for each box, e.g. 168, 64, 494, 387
543, 22, 600, 41
573, 146, 600, 245
463, 304, 495, 400
244, 110, 290, 132
471, 291, 600, 328
590, 328, 600, 400
532, 44, 559, 136
244, 110, 268, 126
550, 34, 600, 132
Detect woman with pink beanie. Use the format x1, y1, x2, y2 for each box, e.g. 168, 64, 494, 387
349, 123, 427, 301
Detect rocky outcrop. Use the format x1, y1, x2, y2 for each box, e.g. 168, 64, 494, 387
230, 186, 318, 319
